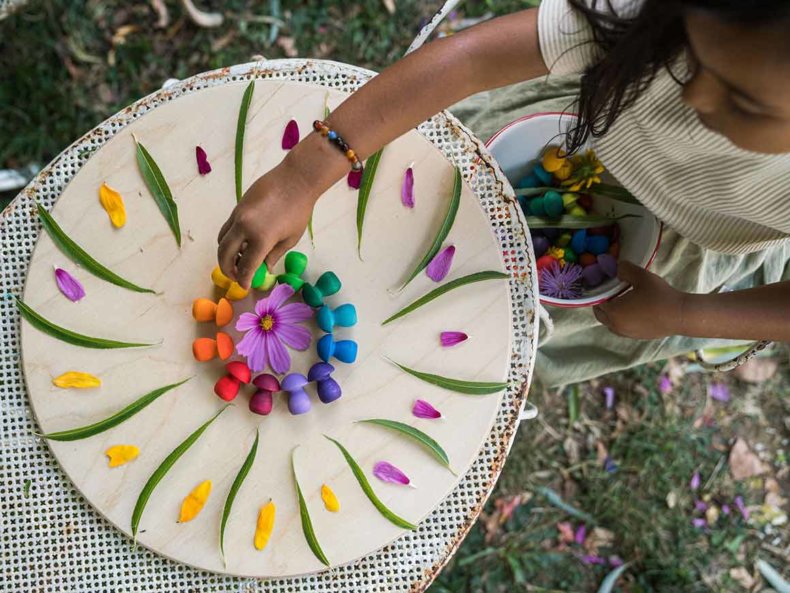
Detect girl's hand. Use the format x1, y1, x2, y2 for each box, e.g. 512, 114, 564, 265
592, 262, 686, 339
217, 162, 317, 289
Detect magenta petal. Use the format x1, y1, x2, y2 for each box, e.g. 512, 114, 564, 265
372, 461, 411, 486
658, 374, 672, 394
440, 331, 468, 348
708, 382, 730, 402
426, 245, 455, 282
603, 386, 615, 409
275, 323, 311, 351
734, 495, 749, 520
54, 267, 85, 302
282, 119, 300, 150
401, 166, 414, 208
691, 518, 707, 528
574, 524, 586, 545
690, 471, 701, 491
235, 312, 260, 332
267, 334, 291, 374
195, 146, 211, 175
412, 399, 442, 419
347, 169, 362, 189
276, 302, 314, 324
580, 554, 606, 566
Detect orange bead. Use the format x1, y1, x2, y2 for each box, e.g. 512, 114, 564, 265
192, 298, 218, 322
216, 332, 234, 360
345, 149, 355, 159
320, 127, 329, 137
192, 338, 217, 362
215, 298, 233, 327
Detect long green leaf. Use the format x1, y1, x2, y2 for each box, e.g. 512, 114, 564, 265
757, 559, 790, 593
324, 435, 417, 530
389, 360, 508, 395
16, 297, 156, 350
291, 448, 330, 566
356, 148, 383, 257
36, 202, 154, 293
220, 429, 259, 563
382, 270, 508, 325
515, 184, 641, 206
235, 80, 255, 203
358, 419, 452, 471
131, 406, 226, 538
41, 378, 190, 441
597, 562, 632, 593
536, 486, 596, 524
400, 166, 461, 289
134, 138, 181, 246
525, 214, 637, 229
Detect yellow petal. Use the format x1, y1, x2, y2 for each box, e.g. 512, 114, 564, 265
106, 444, 139, 468
211, 265, 232, 290
52, 371, 101, 389
321, 484, 340, 513
98, 182, 126, 228
225, 282, 249, 301
541, 145, 566, 173
179, 480, 212, 522
254, 501, 276, 550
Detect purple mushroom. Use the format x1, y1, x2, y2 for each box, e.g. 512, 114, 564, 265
250, 374, 280, 416
307, 362, 342, 404
281, 373, 311, 415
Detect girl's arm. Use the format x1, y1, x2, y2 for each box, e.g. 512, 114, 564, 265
594, 262, 790, 341
218, 9, 547, 287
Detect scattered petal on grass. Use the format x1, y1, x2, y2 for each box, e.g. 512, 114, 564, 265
347, 169, 362, 189
608, 556, 624, 568
691, 518, 707, 528
401, 166, 414, 208
602, 386, 615, 409
195, 146, 212, 175
282, 119, 300, 150
373, 461, 412, 487
722, 504, 731, 515
557, 521, 574, 544
690, 471, 701, 491
734, 495, 750, 520
658, 374, 672, 394
603, 456, 618, 473
694, 500, 708, 512
574, 524, 586, 545
440, 331, 468, 348
412, 399, 442, 420
708, 382, 730, 402
580, 554, 606, 565
54, 267, 85, 302
425, 245, 455, 282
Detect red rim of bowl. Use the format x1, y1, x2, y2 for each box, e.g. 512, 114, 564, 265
484, 111, 664, 308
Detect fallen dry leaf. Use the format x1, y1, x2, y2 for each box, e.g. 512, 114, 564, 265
382, 0, 396, 13
595, 441, 608, 465
728, 567, 755, 590
584, 527, 614, 554
729, 438, 769, 481
734, 357, 779, 384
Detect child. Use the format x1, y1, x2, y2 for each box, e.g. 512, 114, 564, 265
216, 0, 790, 386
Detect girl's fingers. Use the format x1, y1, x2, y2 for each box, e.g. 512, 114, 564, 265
264, 238, 293, 269
235, 237, 271, 289
217, 224, 246, 280
217, 216, 234, 244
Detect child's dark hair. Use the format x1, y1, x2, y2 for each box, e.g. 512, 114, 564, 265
566, 0, 790, 152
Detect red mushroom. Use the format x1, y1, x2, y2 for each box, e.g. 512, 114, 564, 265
214, 375, 241, 401
225, 361, 251, 384
249, 374, 280, 416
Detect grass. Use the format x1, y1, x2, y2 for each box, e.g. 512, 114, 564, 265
2, 3, 787, 591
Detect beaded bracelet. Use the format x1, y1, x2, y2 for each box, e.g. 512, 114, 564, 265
313, 120, 363, 171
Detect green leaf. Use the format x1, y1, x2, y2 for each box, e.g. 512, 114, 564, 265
291, 448, 330, 566
356, 148, 383, 257
757, 559, 790, 593
307, 215, 314, 245
400, 166, 461, 289
324, 435, 417, 530
42, 379, 190, 441
536, 486, 596, 524
134, 137, 181, 246
568, 384, 580, 425
382, 270, 508, 325
597, 562, 631, 593
388, 359, 508, 395
525, 214, 638, 229
36, 202, 154, 293
235, 80, 255, 203
131, 406, 226, 538
220, 429, 259, 564
15, 297, 156, 350
358, 418, 452, 471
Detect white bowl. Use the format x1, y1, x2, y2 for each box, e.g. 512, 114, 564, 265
486, 112, 662, 308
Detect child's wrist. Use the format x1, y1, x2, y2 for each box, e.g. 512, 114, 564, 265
282, 132, 350, 202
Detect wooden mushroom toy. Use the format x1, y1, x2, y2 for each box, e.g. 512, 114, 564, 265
250, 374, 280, 416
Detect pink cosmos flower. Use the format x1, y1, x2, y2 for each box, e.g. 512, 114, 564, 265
235, 284, 313, 374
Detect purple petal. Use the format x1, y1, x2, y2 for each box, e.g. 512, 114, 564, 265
54, 267, 85, 302
282, 119, 300, 150
275, 323, 311, 351
235, 312, 260, 332
401, 166, 414, 208
603, 386, 615, 409
694, 500, 708, 512
255, 284, 294, 316
690, 471, 701, 491
603, 456, 618, 473
608, 556, 624, 567
708, 382, 730, 402
734, 496, 749, 520
372, 461, 411, 486
691, 518, 707, 528
275, 302, 314, 324
347, 170, 362, 189
412, 399, 442, 419
426, 245, 455, 282
440, 331, 468, 348
237, 328, 267, 372
658, 374, 672, 394
580, 554, 606, 566
266, 334, 291, 374
721, 504, 731, 516
574, 524, 586, 545
195, 146, 211, 175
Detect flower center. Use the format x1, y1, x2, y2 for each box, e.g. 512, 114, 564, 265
260, 314, 274, 331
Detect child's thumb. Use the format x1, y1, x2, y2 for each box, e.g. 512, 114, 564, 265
616, 261, 646, 287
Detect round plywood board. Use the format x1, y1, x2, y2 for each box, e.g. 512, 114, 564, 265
20, 79, 512, 577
